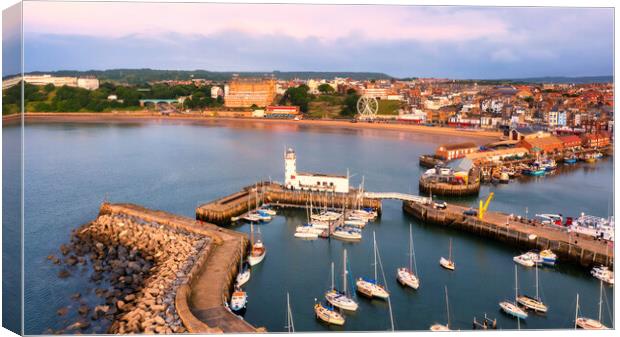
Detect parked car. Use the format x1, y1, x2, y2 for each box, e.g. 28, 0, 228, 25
463, 208, 478, 216
433, 200, 447, 209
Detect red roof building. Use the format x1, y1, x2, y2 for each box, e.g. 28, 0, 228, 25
558, 135, 582, 149
581, 133, 610, 148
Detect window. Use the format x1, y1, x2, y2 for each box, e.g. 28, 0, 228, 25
316, 182, 321, 186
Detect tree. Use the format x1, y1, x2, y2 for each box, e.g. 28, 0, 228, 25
317, 83, 335, 94
341, 92, 360, 117
280, 85, 311, 113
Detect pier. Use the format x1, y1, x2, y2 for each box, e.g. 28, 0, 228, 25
96, 203, 262, 333
196, 182, 382, 225
403, 200, 614, 268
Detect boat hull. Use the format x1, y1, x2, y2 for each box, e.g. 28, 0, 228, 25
499, 301, 528, 319
576, 318, 608, 330
517, 295, 548, 313
248, 251, 266, 266
325, 290, 359, 311
397, 268, 419, 290
439, 257, 455, 271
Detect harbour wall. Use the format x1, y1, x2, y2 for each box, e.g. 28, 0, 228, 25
98, 203, 260, 333
196, 182, 382, 225
418, 177, 481, 197
403, 201, 614, 268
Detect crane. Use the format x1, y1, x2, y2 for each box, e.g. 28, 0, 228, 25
478, 192, 494, 220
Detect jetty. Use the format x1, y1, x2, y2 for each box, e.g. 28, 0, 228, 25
196, 182, 382, 225
403, 200, 614, 267
59, 203, 263, 334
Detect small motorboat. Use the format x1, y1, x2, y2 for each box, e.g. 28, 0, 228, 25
314, 302, 345, 326
258, 205, 277, 216
513, 253, 535, 267
539, 249, 557, 266
591, 266, 614, 285
344, 219, 367, 228
499, 172, 510, 184
564, 155, 578, 164
230, 287, 248, 312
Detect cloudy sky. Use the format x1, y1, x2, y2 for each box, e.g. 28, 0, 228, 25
14, 1, 615, 78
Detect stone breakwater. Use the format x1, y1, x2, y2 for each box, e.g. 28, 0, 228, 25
51, 210, 210, 334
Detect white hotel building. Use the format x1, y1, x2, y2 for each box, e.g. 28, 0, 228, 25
284, 148, 350, 193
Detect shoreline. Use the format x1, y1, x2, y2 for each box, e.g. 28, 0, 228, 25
4, 112, 502, 140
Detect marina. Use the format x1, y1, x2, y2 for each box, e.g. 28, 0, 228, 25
15, 121, 614, 333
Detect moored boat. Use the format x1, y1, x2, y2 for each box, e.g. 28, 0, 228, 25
591, 266, 614, 285
430, 286, 452, 331
248, 224, 266, 266
230, 287, 248, 312
539, 249, 557, 266
314, 302, 345, 326
439, 238, 455, 271
356, 232, 390, 299
332, 227, 362, 241
235, 261, 251, 287
513, 253, 535, 267
575, 281, 609, 330
325, 252, 359, 311
397, 224, 420, 290
499, 266, 528, 320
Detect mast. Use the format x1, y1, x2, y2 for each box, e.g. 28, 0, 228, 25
343, 249, 348, 295
250, 222, 254, 245
373, 231, 377, 280
574, 293, 579, 329
535, 260, 539, 300
331, 262, 335, 290
598, 279, 603, 322
445, 286, 450, 328
408, 224, 413, 272
449, 238, 453, 261
286, 292, 295, 333
514, 265, 519, 302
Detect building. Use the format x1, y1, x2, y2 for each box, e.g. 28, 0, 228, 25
266, 106, 300, 115
224, 77, 276, 108
211, 86, 223, 98
517, 136, 564, 154
581, 133, 610, 148
435, 142, 479, 161
284, 148, 349, 193
77, 77, 100, 90
465, 147, 529, 163
558, 135, 582, 150
509, 126, 550, 141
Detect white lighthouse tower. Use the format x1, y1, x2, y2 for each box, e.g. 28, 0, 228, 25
284, 148, 297, 189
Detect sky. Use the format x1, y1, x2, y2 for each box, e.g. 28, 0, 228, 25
11, 1, 615, 78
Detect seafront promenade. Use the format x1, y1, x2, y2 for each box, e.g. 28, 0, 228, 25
5, 112, 501, 140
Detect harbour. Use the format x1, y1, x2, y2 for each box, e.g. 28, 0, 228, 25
12, 120, 614, 333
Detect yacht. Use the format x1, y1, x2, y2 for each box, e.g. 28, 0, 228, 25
314, 302, 345, 326
591, 266, 614, 285
396, 224, 420, 290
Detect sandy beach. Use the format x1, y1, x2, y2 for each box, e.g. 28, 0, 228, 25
4, 112, 502, 141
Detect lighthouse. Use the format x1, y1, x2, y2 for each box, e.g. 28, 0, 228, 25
284, 148, 297, 189
283, 148, 349, 193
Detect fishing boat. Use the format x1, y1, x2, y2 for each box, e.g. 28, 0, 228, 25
593, 152, 604, 159
332, 227, 362, 241
541, 159, 557, 171
591, 266, 614, 285
539, 249, 557, 266
513, 253, 535, 267
325, 250, 359, 311
517, 261, 548, 313
564, 155, 578, 164
235, 260, 251, 287
250, 210, 272, 222
248, 223, 266, 266
430, 286, 452, 331
499, 265, 528, 320
294, 229, 319, 239
570, 213, 614, 241
356, 232, 390, 299
582, 153, 596, 163
472, 314, 497, 330
314, 301, 345, 326
230, 286, 248, 312
439, 238, 455, 271
575, 281, 609, 329
242, 213, 261, 222
285, 293, 295, 333
499, 172, 510, 184
397, 224, 420, 290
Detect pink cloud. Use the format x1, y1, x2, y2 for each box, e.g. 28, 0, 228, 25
23, 2, 509, 42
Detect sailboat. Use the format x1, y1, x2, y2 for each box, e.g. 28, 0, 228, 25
576, 280, 609, 329
285, 292, 295, 333
356, 231, 390, 299
314, 300, 345, 326
248, 223, 266, 266
325, 250, 359, 311
397, 224, 420, 290
235, 258, 251, 287
430, 286, 452, 331
517, 261, 548, 312
439, 238, 455, 271
499, 265, 528, 319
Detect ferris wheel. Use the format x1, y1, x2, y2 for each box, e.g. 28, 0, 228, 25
357, 96, 379, 121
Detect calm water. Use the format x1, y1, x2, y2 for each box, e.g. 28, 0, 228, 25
8, 120, 614, 333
